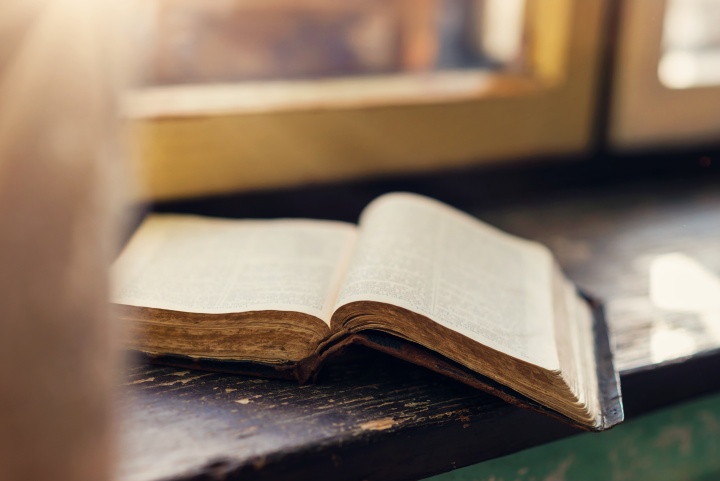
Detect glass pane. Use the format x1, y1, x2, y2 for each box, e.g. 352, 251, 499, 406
659, 0, 720, 89
140, 0, 527, 86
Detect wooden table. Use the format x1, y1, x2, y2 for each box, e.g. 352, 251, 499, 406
118, 160, 720, 481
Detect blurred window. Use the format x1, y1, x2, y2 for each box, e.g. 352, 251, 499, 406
659, 0, 720, 89
129, 0, 607, 200
143, 0, 527, 87
609, 0, 720, 151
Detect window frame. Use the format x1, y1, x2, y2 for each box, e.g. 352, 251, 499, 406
609, 0, 720, 151
129, 0, 607, 200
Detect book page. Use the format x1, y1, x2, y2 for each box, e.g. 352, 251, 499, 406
112, 215, 357, 323
335, 193, 559, 369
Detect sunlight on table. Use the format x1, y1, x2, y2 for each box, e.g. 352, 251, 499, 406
649, 252, 720, 363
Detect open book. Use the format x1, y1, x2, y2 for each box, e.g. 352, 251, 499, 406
113, 193, 623, 431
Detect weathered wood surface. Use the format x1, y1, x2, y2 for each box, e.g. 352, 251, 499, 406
120, 350, 576, 481
119, 163, 720, 481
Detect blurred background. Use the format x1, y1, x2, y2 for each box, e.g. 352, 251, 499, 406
127, 0, 720, 200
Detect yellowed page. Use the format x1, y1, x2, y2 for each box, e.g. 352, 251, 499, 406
113, 215, 356, 324
569, 280, 601, 425
335, 192, 559, 369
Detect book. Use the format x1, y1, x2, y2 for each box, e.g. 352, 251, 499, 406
112, 192, 623, 431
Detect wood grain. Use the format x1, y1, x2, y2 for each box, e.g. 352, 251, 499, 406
119, 350, 576, 481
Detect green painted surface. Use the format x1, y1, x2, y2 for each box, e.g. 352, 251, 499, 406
425, 393, 720, 481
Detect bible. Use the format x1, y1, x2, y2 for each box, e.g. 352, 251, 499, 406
113, 192, 623, 431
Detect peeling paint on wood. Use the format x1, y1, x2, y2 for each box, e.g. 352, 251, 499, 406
125, 377, 155, 386
359, 417, 398, 431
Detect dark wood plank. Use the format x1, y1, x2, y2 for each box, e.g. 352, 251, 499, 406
119, 164, 720, 481
119, 350, 575, 481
